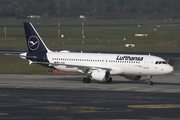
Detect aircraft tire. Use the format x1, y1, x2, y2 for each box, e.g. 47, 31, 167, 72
106, 77, 112, 83
83, 78, 91, 83
148, 81, 154, 85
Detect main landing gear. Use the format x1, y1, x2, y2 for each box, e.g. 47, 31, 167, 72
83, 77, 91, 83
82, 77, 112, 83
148, 76, 153, 85
105, 77, 112, 83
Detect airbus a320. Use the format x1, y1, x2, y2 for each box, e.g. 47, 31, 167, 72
20, 22, 173, 85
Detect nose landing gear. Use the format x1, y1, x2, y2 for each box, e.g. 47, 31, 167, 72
148, 76, 153, 85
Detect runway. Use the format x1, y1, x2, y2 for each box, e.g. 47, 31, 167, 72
0, 71, 180, 93
0, 71, 180, 120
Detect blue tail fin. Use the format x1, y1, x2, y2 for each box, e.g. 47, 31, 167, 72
23, 22, 50, 53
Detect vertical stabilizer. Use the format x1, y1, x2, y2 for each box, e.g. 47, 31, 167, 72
23, 22, 50, 53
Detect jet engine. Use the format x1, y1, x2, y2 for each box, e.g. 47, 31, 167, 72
124, 75, 141, 80
91, 70, 110, 81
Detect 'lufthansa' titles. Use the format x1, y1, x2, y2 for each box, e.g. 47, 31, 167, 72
116, 55, 144, 61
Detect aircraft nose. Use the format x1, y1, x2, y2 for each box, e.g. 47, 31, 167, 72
165, 65, 174, 74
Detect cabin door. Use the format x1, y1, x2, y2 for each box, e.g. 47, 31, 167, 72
143, 57, 150, 69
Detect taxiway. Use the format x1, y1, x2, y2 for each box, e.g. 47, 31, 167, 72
0, 72, 180, 119
0, 72, 179, 93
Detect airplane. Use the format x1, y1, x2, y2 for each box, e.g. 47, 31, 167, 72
20, 22, 173, 85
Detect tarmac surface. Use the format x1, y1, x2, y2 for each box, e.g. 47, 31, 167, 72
0, 72, 180, 93
0, 71, 180, 120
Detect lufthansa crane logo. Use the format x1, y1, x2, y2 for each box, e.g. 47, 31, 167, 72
28, 36, 40, 51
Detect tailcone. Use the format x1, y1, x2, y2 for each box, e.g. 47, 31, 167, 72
20, 52, 27, 59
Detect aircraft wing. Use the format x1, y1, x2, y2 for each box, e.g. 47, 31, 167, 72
29, 60, 112, 71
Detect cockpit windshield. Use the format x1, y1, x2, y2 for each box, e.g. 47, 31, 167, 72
155, 61, 167, 64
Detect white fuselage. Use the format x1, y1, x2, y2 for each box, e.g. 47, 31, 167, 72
47, 51, 173, 76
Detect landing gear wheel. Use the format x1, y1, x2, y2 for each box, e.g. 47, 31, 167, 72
106, 77, 112, 83
83, 78, 91, 83
148, 81, 154, 85
148, 76, 153, 85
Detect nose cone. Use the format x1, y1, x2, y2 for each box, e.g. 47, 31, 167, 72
165, 65, 174, 74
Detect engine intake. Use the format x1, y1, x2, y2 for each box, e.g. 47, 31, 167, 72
91, 70, 110, 81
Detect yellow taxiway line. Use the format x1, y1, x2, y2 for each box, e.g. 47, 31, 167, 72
128, 104, 180, 109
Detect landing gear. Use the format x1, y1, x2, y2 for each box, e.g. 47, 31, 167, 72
148, 76, 153, 85
82, 77, 113, 83
105, 77, 112, 83
83, 77, 91, 83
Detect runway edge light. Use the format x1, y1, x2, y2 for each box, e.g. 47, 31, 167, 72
125, 44, 135, 48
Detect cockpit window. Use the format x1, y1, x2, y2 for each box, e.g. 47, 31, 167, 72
155, 61, 167, 64
162, 61, 167, 64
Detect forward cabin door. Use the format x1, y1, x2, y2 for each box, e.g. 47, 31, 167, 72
143, 57, 150, 69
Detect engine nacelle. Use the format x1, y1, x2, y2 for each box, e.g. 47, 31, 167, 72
124, 75, 141, 80
91, 70, 110, 81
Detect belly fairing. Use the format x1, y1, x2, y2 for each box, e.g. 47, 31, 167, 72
54, 65, 79, 72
